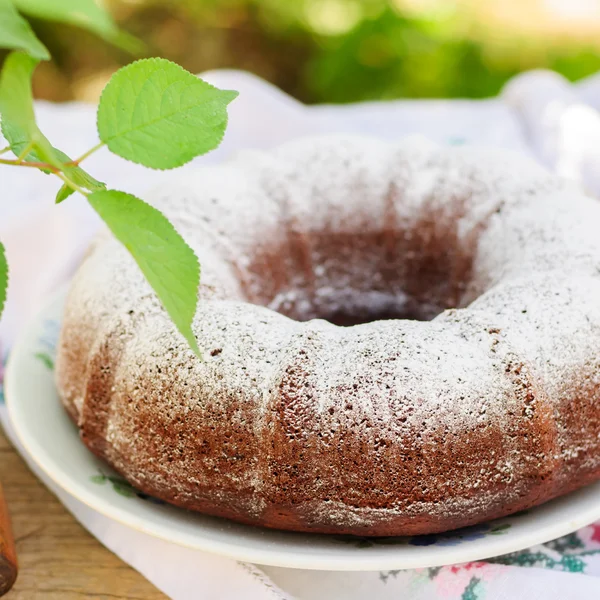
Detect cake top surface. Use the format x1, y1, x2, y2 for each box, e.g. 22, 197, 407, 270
61, 135, 600, 524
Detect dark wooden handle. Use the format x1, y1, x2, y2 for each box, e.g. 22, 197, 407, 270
0, 483, 17, 596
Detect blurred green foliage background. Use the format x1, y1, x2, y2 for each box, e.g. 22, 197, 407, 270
27, 0, 600, 103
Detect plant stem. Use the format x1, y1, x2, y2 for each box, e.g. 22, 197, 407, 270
74, 142, 105, 165
0, 147, 11, 156
56, 172, 87, 196
0, 149, 92, 195
0, 157, 58, 171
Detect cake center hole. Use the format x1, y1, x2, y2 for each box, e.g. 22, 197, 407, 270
268, 284, 447, 326
310, 298, 440, 327
253, 224, 475, 326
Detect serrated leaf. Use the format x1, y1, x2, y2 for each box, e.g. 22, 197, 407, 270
97, 58, 238, 170
0, 52, 64, 170
0, 240, 7, 319
0, 0, 49, 59
12, 0, 142, 53
88, 190, 201, 356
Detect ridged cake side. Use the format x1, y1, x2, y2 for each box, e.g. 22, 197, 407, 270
56, 136, 600, 535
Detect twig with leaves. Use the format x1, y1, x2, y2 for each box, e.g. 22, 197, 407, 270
0, 0, 238, 356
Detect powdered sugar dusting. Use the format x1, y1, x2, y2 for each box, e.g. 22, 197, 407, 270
55, 135, 600, 535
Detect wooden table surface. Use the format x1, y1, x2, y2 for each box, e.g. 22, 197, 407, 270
0, 427, 167, 600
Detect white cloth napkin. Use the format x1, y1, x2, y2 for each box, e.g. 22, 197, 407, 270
2, 69, 600, 600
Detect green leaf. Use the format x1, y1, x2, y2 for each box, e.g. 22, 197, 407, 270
87, 190, 201, 356
55, 183, 74, 204
34, 351, 54, 370
90, 474, 107, 485
97, 58, 238, 170
0, 240, 7, 319
51, 147, 106, 201
111, 481, 136, 498
0, 52, 64, 170
0, 0, 49, 59
61, 166, 105, 197
0, 119, 49, 169
11, 0, 142, 53
490, 523, 511, 535
0, 53, 106, 194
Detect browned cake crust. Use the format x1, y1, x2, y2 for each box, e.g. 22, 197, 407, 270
56, 136, 600, 536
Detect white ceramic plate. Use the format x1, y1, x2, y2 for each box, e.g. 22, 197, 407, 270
6, 289, 600, 571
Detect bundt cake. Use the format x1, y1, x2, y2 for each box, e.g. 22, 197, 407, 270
56, 136, 600, 536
